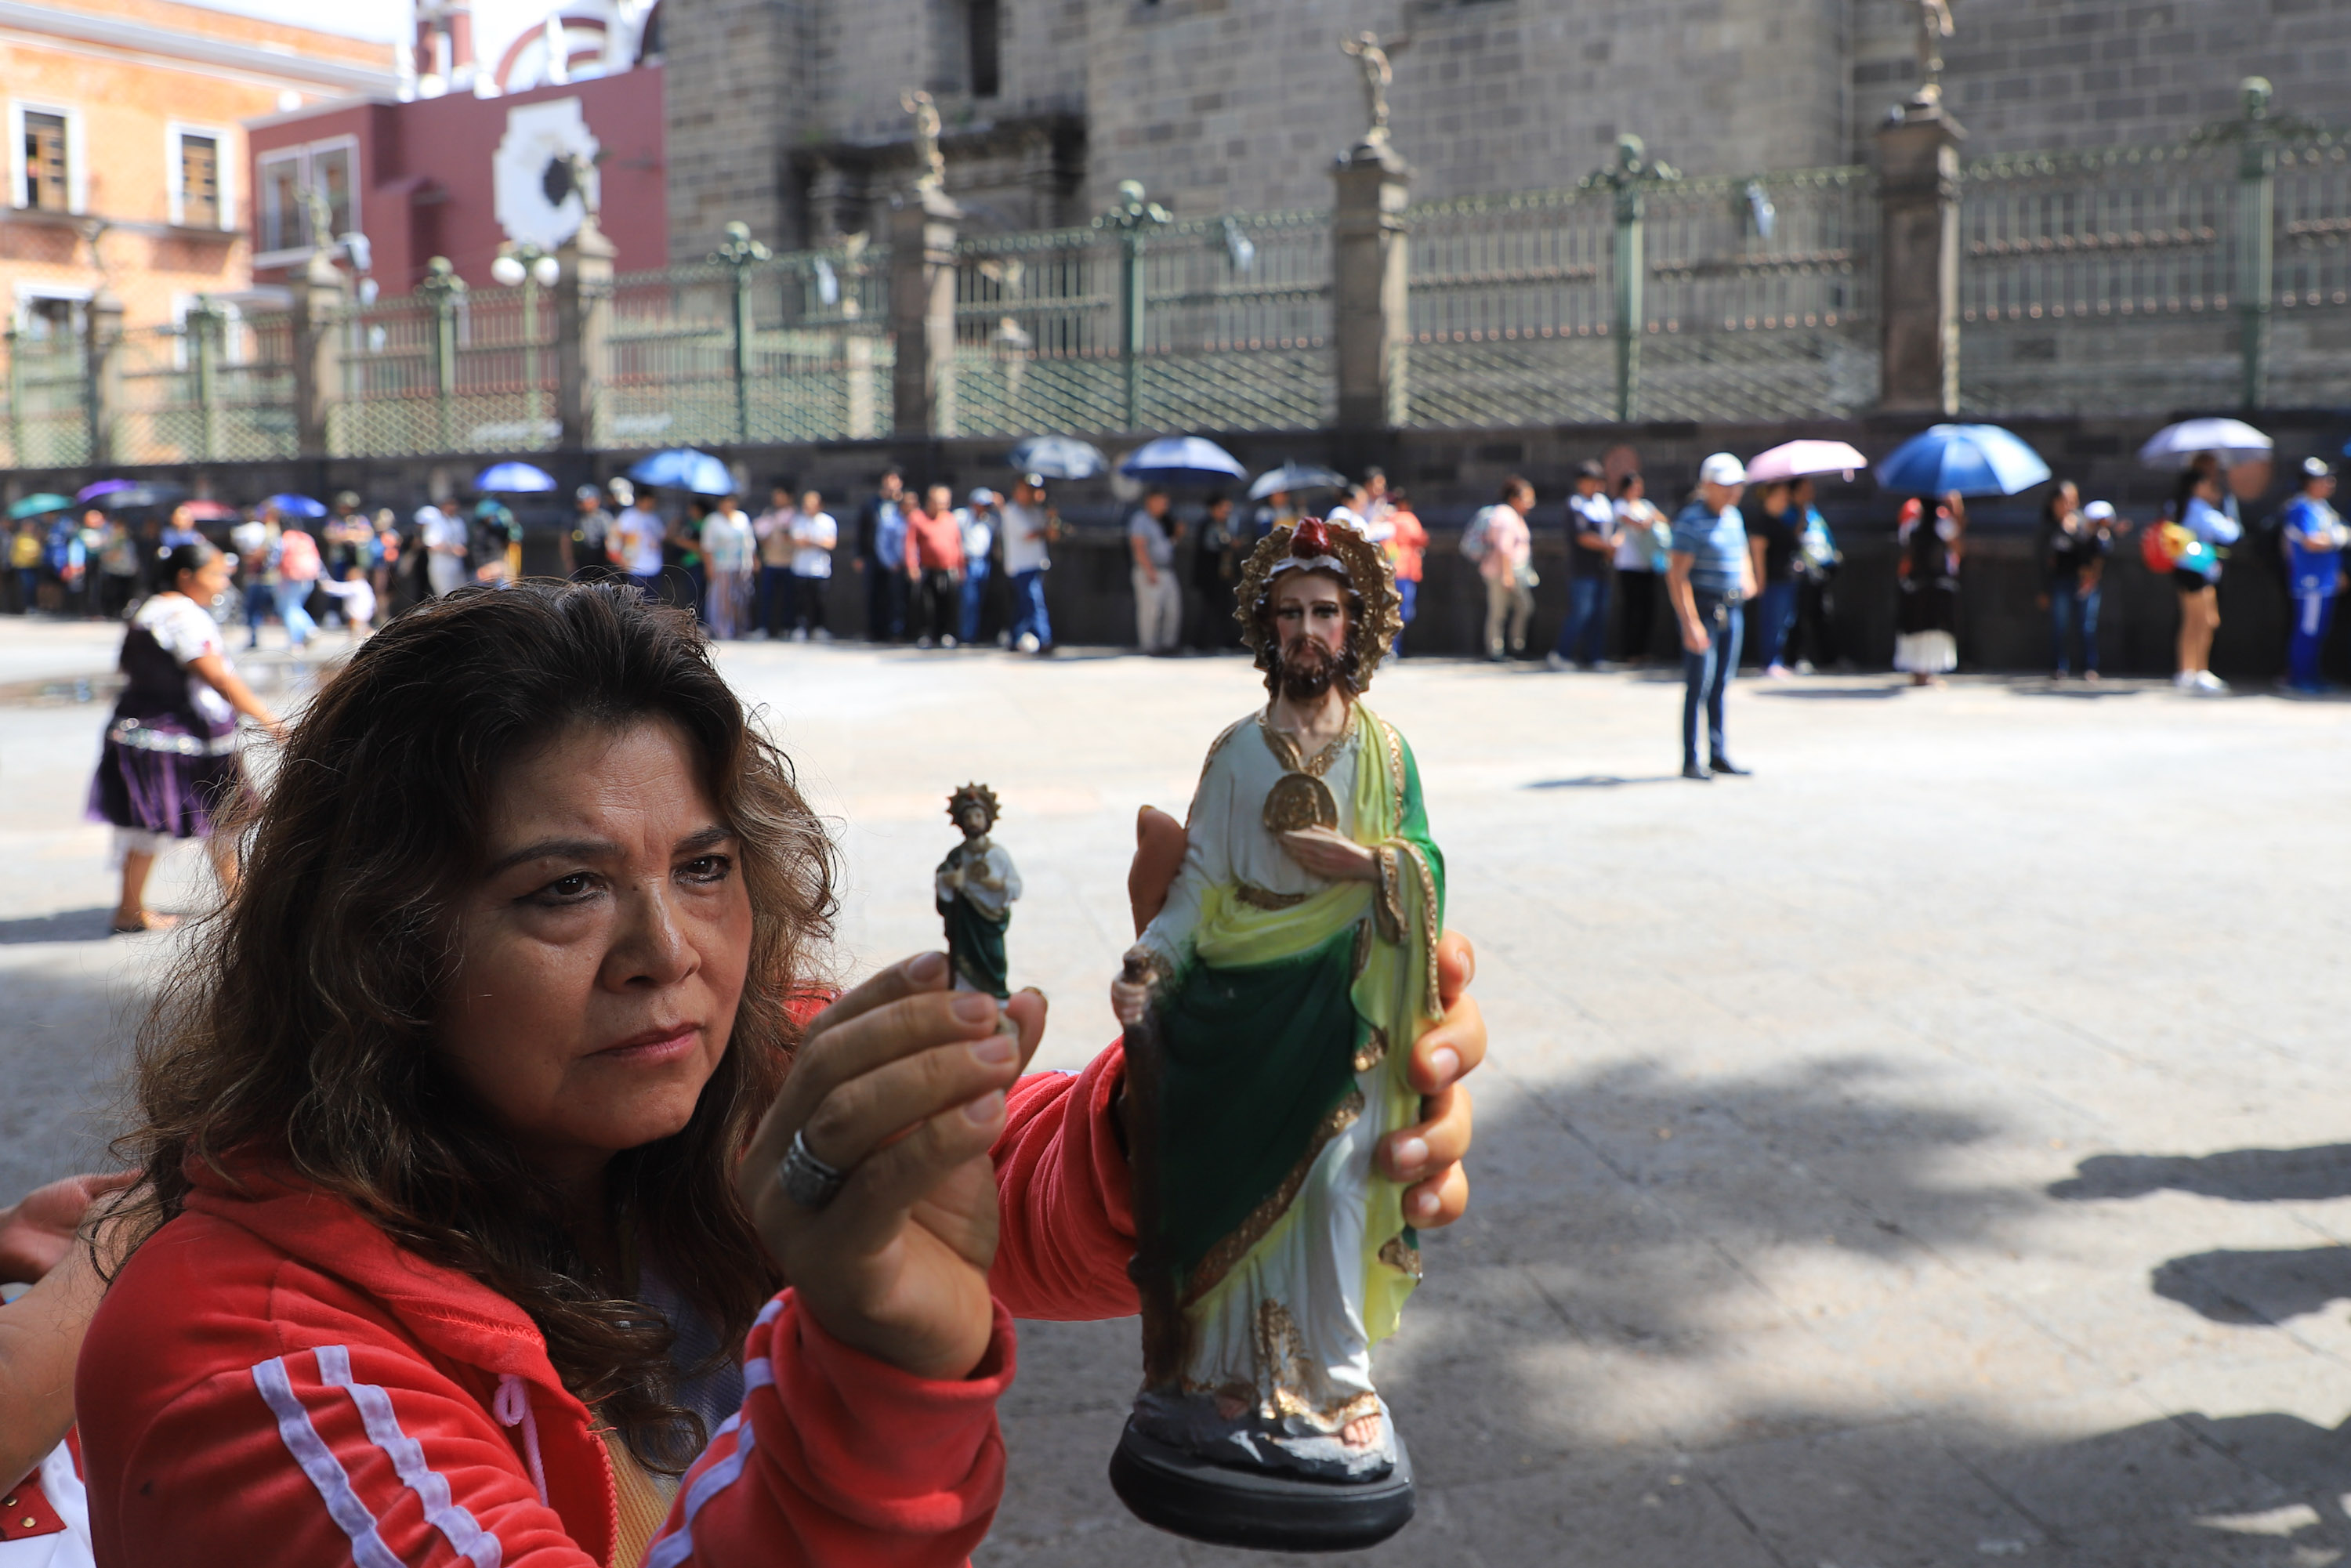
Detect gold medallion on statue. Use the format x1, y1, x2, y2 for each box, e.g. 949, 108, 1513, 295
1262, 771, 1339, 834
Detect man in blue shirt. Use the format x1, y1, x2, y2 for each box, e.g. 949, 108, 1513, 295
1548, 459, 1616, 671
1667, 453, 1758, 780
2284, 457, 2345, 693
855, 468, 909, 642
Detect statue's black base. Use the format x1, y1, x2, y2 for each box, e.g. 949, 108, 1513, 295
1108, 1420, 1415, 1553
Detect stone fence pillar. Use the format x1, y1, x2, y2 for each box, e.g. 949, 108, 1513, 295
1875, 105, 1965, 418
889, 188, 961, 438
556, 215, 618, 451
291, 254, 347, 459
82, 289, 124, 468
1331, 139, 1411, 432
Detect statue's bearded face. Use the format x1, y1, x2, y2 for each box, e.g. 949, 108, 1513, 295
1265, 572, 1356, 702
955, 803, 991, 838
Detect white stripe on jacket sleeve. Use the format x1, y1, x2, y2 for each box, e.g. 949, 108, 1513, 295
314, 1344, 506, 1568
250, 1356, 406, 1568
642, 1426, 759, 1568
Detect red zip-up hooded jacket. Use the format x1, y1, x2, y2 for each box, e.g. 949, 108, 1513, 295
76, 1044, 1137, 1568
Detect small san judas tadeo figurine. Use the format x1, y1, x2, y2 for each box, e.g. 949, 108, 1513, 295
938, 783, 1020, 998
1109, 517, 1444, 1551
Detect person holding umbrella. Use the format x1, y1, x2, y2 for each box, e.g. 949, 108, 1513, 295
2170, 460, 2241, 693
1128, 488, 1183, 655
1668, 454, 1755, 779
1893, 494, 1965, 686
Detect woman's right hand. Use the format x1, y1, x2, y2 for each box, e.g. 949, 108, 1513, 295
738, 953, 1044, 1381
1679, 620, 1711, 654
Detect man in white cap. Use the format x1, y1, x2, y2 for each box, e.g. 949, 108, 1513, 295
1667, 453, 1756, 780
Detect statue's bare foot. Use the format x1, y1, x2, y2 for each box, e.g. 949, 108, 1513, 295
1341, 1411, 1383, 1450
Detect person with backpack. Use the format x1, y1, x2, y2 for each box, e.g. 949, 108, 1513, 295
1462, 476, 1535, 661
2168, 461, 2241, 693
2283, 457, 2346, 693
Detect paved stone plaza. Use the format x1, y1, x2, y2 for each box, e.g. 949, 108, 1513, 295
3, 618, 2349, 1566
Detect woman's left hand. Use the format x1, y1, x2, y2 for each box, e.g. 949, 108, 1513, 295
737, 954, 1044, 1382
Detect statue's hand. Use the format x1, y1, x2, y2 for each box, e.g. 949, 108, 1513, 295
1280, 825, 1380, 882
1377, 931, 1484, 1228
1110, 978, 1152, 1029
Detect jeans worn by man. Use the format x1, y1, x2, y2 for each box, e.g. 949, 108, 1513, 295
1555, 575, 1611, 667
1009, 569, 1052, 651
2049, 581, 2100, 678
1682, 591, 1743, 773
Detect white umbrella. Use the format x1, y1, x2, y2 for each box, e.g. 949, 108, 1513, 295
2139, 418, 2272, 469
1744, 440, 1868, 483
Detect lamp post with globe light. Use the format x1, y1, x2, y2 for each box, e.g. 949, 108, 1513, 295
491, 242, 562, 436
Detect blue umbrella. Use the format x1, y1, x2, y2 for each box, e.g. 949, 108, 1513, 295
1248, 461, 1348, 501
1117, 436, 1248, 487
1875, 424, 2052, 498
626, 448, 735, 496
75, 479, 135, 504
476, 461, 557, 493
263, 492, 328, 519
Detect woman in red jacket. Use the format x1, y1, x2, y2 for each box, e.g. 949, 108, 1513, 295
72, 582, 1484, 1568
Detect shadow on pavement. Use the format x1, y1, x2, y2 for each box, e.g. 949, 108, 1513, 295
2050, 1146, 2351, 1203
2152, 1246, 2351, 1325
1749, 683, 1906, 699
1523, 774, 1686, 790
0, 907, 117, 945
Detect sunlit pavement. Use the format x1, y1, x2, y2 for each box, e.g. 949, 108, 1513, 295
5, 614, 2350, 1566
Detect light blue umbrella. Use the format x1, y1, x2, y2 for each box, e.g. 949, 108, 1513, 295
1248, 461, 1347, 501
476, 461, 557, 493
262, 492, 328, 519
1006, 436, 1107, 480
1875, 424, 2052, 498
626, 448, 735, 496
1117, 436, 1248, 487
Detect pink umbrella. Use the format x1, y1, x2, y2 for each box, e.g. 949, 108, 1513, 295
1744, 440, 1868, 483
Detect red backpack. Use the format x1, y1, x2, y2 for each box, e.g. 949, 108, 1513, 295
276, 529, 321, 581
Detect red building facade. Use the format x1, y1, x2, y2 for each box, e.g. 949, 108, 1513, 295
245, 64, 665, 299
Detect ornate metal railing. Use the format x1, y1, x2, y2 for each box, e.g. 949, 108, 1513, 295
1400, 165, 1878, 430
1958, 122, 2351, 415
950, 206, 1331, 436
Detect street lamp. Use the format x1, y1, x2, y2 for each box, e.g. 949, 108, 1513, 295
492, 241, 561, 434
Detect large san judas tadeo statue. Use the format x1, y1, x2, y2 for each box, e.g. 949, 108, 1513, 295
1110, 516, 1444, 1552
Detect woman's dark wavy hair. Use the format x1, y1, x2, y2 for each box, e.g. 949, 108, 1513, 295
107, 581, 836, 1470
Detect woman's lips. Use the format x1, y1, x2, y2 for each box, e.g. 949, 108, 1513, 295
594, 1025, 699, 1065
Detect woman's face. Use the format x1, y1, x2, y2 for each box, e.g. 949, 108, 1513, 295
439, 719, 752, 1184
179, 557, 232, 602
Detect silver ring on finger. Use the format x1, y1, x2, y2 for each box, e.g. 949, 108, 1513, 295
779, 1128, 847, 1210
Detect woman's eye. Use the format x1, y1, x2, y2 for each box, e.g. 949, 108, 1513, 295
679, 854, 733, 884
534, 872, 598, 904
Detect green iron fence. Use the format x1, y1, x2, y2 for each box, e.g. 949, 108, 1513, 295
1400, 165, 1877, 429
1958, 120, 2351, 415
4, 331, 92, 469
333, 283, 560, 458
606, 246, 890, 450
950, 205, 1331, 437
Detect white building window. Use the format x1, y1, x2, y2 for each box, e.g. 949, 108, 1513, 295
255, 135, 359, 263
8, 102, 87, 215
170, 125, 235, 230
14, 283, 92, 342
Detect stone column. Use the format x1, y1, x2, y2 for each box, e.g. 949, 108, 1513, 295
556, 215, 618, 452
1331, 139, 1411, 432
82, 289, 124, 467
889, 188, 961, 438
290, 252, 347, 459
1875, 105, 1965, 418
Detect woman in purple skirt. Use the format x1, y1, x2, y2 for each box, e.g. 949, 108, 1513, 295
88, 541, 284, 932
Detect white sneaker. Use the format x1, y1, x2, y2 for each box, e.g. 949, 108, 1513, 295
747, 628, 768, 641
916, 636, 935, 650
940, 634, 958, 650
1544, 652, 1570, 672
2174, 671, 2198, 689
813, 628, 831, 643
790, 627, 809, 643
2195, 670, 2230, 693
1016, 632, 1041, 654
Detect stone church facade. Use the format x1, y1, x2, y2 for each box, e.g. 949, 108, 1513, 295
664, 0, 2351, 260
